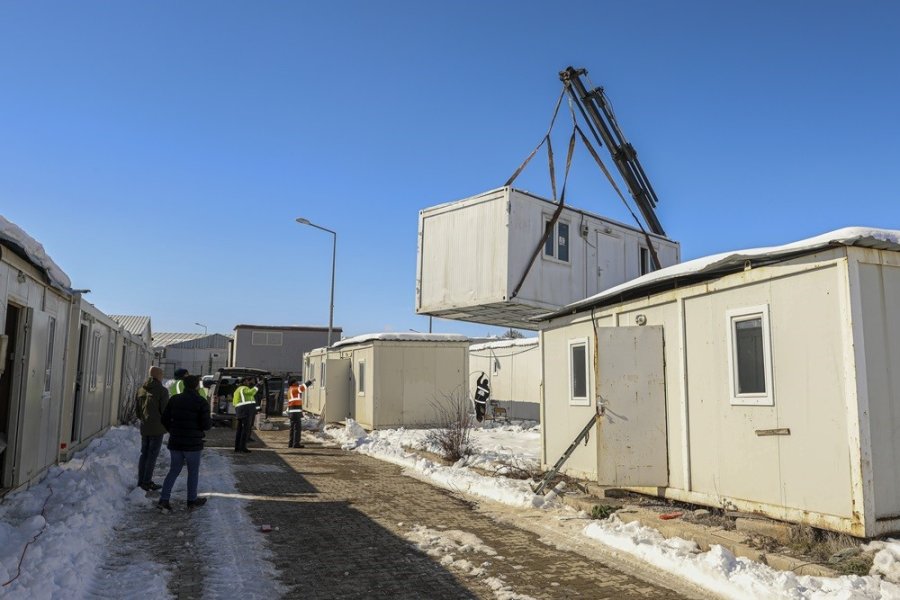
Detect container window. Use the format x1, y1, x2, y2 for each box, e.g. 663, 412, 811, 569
557, 223, 569, 262
568, 338, 590, 406
252, 331, 283, 346
544, 221, 554, 257
358, 361, 366, 395
44, 317, 56, 392
321, 361, 326, 388
726, 306, 774, 406
106, 334, 116, 388
640, 247, 651, 275
89, 331, 102, 391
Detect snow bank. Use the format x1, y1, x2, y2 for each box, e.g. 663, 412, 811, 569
865, 540, 900, 585
0, 427, 164, 598
0, 215, 72, 291
583, 516, 900, 600
323, 421, 546, 509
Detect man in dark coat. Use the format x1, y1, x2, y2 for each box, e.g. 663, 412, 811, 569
474, 373, 490, 423
137, 366, 169, 491
158, 375, 212, 511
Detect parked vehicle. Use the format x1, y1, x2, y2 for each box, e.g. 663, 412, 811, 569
207, 367, 271, 425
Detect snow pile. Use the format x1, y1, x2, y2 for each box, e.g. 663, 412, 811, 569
405, 525, 533, 600
323, 422, 546, 509
583, 516, 900, 600
331, 332, 469, 348
865, 540, 900, 584
0, 215, 72, 291
0, 427, 163, 598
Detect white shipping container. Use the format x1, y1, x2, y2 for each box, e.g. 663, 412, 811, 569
416, 187, 680, 329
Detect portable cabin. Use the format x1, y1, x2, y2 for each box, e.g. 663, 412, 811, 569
538, 227, 900, 537
302, 346, 348, 424
468, 337, 542, 421
416, 187, 681, 330
308, 334, 470, 429
0, 218, 72, 492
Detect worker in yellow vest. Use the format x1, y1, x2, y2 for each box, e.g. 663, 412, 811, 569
287, 379, 310, 448
168, 368, 188, 396
233, 377, 259, 453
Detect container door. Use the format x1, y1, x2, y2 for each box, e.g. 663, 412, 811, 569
325, 358, 353, 422
596, 326, 668, 487
596, 231, 625, 293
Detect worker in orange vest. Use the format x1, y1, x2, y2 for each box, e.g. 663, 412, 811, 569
287, 379, 311, 448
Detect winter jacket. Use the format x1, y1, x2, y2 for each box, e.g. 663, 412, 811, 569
162, 389, 212, 451
474, 377, 490, 405
232, 385, 258, 408
137, 378, 170, 437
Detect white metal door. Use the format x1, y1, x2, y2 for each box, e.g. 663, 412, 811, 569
596, 232, 625, 292
325, 358, 353, 422
596, 326, 668, 487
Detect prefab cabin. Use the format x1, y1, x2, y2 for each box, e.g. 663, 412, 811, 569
302, 346, 349, 424
468, 338, 542, 421
0, 220, 72, 491
416, 187, 681, 330
539, 228, 900, 537
305, 334, 470, 429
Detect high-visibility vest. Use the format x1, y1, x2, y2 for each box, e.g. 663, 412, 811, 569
233, 385, 258, 408
168, 380, 185, 396
287, 384, 306, 413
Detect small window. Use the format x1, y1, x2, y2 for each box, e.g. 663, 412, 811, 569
320, 361, 326, 388
89, 331, 102, 391
492, 356, 500, 376
726, 306, 774, 406
44, 317, 56, 392
568, 338, 590, 406
640, 247, 651, 275
106, 335, 116, 388
252, 331, 283, 346
543, 219, 571, 263
357, 361, 366, 395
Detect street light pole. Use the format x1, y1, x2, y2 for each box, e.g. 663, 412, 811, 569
296, 217, 337, 346
195, 322, 208, 335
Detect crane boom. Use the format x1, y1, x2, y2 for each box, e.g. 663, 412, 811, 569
560, 66, 666, 237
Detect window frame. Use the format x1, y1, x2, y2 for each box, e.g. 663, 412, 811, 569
542, 217, 572, 264
251, 331, 283, 346
44, 317, 56, 393
89, 331, 102, 392
639, 246, 651, 276
726, 305, 774, 406
567, 337, 591, 406
105, 334, 116, 389
357, 360, 366, 396
320, 361, 326, 389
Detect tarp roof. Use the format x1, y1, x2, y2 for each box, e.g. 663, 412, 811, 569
538, 227, 900, 320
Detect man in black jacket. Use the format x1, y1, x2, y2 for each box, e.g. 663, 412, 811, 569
158, 375, 212, 511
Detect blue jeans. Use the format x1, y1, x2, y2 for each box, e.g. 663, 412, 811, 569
138, 435, 164, 486
160, 449, 202, 502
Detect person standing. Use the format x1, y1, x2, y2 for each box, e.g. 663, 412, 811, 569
168, 368, 189, 396
158, 375, 212, 511
286, 379, 310, 448
137, 366, 170, 491
474, 372, 490, 423
233, 377, 259, 453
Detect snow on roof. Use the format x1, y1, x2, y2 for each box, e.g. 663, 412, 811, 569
0, 215, 71, 292
540, 227, 900, 320
331, 332, 470, 349
469, 337, 539, 351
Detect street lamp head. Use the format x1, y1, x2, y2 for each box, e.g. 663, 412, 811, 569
295, 217, 311, 225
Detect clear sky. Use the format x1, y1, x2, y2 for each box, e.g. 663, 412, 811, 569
2, 2, 898, 338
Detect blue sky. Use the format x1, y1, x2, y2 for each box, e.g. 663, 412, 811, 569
1, 2, 898, 337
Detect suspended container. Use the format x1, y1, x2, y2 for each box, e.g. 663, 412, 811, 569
416, 187, 680, 329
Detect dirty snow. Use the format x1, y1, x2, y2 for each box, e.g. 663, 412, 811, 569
405, 524, 534, 600
583, 516, 900, 600
324, 419, 546, 509
864, 540, 900, 585
0, 425, 284, 599
0, 427, 167, 598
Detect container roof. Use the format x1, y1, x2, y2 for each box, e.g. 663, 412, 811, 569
331, 332, 470, 349
234, 324, 341, 332
153, 332, 231, 347
469, 337, 539, 351
110, 315, 151, 337
538, 227, 900, 320
0, 215, 71, 292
